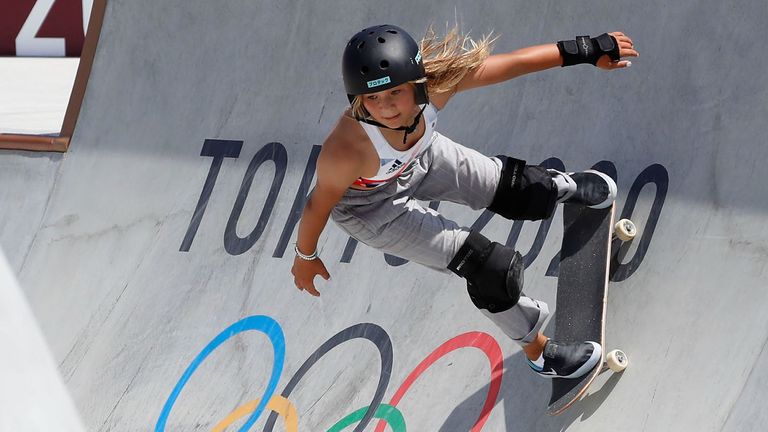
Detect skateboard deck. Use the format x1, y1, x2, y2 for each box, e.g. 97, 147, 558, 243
546, 202, 615, 416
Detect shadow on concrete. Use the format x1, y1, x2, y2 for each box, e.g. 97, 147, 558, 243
437, 313, 625, 431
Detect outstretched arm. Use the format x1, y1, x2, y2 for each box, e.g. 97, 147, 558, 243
454, 32, 638, 92
291, 130, 363, 297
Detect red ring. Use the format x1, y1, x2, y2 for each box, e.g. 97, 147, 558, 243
374, 332, 504, 432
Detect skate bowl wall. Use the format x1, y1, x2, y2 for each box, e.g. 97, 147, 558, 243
1, 0, 767, 430
0, 247, 85, 431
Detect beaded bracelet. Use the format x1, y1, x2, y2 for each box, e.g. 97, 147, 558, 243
294, 245, 318, 261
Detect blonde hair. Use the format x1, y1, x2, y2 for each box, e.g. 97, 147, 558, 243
350, 24, 497, 119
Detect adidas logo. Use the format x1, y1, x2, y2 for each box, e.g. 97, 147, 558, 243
385, 159, 404, 174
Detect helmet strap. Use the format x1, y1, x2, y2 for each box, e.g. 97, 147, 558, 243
358, 104, 427, 145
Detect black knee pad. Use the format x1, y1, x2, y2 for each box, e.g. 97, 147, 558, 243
487, 156, 558, 221
447, 231, 524, 313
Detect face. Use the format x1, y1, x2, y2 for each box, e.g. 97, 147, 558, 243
361, 83, 419, 128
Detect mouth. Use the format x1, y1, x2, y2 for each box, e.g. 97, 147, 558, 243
382, 114, 400, 121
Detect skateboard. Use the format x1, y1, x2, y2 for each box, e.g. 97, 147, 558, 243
546, 202, 636, 416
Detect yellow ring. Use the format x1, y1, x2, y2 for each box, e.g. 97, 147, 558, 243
212, 395, 297, 432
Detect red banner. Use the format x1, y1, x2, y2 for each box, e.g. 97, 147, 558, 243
0, 0, 90, 57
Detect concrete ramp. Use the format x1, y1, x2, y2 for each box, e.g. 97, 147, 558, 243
0, 247, 85, 431
1, 0, 768, 430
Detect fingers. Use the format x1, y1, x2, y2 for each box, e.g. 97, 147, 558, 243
610, 32, 632, 46
291, 257, 329, 297
611, 32, 639, 58
293, 268, 327, 297
597, 32, 639, 70
304, 283, 321, 297
618, 42, 639, 59
610, 60, 633, 69
604, 56, 633, 69
319, 263, 331, 280
293, 277, 305, 293
294, 278, 321, 296
598, 55, 633, 70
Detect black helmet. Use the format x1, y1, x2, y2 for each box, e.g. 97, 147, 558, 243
342, 25, 428, 105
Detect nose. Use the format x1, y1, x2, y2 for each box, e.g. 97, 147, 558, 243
378, 96, 397, 111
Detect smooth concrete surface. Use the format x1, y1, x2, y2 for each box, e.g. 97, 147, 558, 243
1, 0, 767, 430
0, 247, 85, 431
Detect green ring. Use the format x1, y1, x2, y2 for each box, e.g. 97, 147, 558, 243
326, 404, 405, 432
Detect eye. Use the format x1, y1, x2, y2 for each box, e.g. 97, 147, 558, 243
391, 89, 402, 95
366, 95, 378, 100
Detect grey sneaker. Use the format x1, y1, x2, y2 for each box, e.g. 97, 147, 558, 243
527, 340, 602, 379
553, 169, 617, 209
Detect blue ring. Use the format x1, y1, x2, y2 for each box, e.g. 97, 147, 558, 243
155, 315, 285, 431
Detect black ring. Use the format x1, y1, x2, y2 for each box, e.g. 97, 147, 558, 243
262, 323, 393, 431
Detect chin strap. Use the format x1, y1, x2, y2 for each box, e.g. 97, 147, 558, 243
358, 104, 427, 145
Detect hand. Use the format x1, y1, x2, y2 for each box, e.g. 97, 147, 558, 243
291, 255, 330, 297
596, 32, 639, 70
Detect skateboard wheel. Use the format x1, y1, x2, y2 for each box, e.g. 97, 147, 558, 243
614, 219, 637, 242
606, 349, 629, 372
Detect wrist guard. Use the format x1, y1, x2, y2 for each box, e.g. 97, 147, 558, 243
557, 33, 620, 67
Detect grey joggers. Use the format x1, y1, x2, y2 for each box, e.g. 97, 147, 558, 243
330, 132, 550, 345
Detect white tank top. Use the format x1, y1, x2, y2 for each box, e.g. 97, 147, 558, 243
352, 103, 439, 189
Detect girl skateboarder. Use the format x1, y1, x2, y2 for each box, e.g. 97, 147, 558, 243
291, 24, 638, 378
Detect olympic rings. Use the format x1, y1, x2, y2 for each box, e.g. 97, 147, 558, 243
155, 316, 285, 432
326, 404, 405, 432
262, 323, 393, 432
212, 396, 297, 432
158, 317, 505, 431
373, 332, 503, 432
